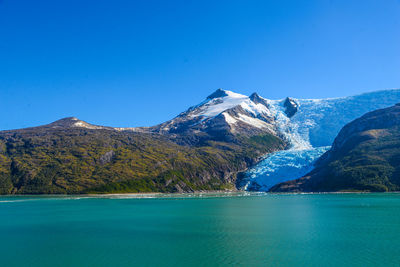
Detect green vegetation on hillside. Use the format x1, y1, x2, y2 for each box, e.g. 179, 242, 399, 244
308, 128, 400, 192
0, 128, 284, 194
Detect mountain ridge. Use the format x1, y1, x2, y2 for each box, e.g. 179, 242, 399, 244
1, 88, 400, 194
6, 88, 400, 137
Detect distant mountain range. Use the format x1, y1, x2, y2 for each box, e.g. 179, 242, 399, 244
1, 88, 400, 194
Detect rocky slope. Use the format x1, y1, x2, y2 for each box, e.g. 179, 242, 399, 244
270, 104, 400, 192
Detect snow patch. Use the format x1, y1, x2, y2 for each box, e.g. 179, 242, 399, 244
240, 101, 272, 117
73, 122, 85, 127
237, 114, 271, 129
194, 91, 248, 118
222, 112, 237, 125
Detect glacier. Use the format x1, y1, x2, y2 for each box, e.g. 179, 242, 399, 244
241, 147, 330, 191
242, 89, 400, 191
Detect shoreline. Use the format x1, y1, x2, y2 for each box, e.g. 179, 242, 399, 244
1, 190, 400, 198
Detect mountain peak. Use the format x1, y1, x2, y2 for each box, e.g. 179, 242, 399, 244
283, 97, 299, 118
46, 117, 106, 130
249, 92, 265, 105
249, 92, 259, 98
206, 89, 228, 100
49, 117, 82, 127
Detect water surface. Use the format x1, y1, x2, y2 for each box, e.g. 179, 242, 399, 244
1, 193, 400, 266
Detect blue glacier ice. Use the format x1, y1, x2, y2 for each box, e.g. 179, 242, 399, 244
243, 89, 400, 191
241, 147, 330, 191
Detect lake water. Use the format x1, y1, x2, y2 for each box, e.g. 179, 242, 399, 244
1, 193, 400, 267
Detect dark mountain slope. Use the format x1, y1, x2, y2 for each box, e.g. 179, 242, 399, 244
0, 118, 285, 194
270, 104, 400, 192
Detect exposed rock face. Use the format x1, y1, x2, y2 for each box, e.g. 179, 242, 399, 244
249, 92, 269, 106
270, 103, 400, 192
99, 150, 115, 165
283, 97, 298, 118
207, 88, 228, 99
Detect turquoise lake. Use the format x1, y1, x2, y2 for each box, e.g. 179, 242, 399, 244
1, 193, 400, 267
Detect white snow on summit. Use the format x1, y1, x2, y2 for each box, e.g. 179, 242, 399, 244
193, 90, 249, 118
185, 89, 275, 131
193, 90, 272, 119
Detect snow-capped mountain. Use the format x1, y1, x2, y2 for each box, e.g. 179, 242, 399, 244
151, 89, 279, 139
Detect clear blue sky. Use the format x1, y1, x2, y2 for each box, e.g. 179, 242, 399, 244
1, 0, 399, 130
